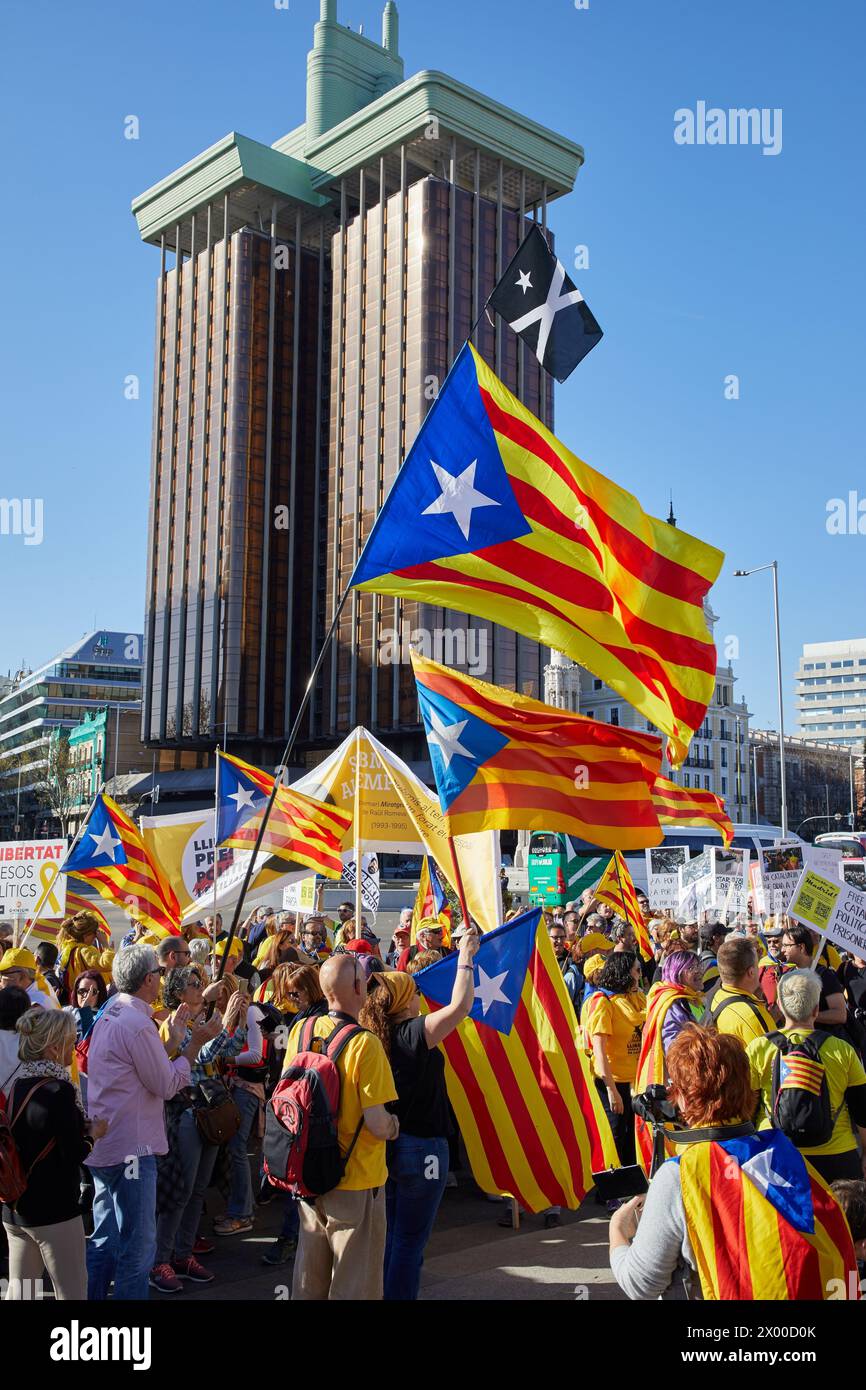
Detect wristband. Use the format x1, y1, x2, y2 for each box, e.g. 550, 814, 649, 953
458, 964, 474, 972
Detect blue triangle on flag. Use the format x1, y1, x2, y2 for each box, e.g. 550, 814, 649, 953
63, 796, 128, 872
216, 758, 269, 845
413, 907, 541, 1034
416, 679, 509, 814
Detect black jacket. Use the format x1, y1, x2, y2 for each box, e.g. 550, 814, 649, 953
3, 1076, 92, 1228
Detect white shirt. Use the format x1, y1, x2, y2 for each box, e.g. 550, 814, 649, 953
0, 1029, 22, 1097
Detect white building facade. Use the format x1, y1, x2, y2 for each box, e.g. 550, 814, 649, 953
795, 638, 866, 750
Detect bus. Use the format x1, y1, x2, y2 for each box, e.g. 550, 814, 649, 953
527, 823, 798, 908
527, 832, 608, 909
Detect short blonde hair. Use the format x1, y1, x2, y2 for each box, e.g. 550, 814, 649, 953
17, 1006, 76, 1062
778, 968, 822, 1024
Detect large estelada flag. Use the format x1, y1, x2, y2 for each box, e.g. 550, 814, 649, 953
60, 794, 182, 938
651, 774, 734, 847
412, 652, 664, 849
216, 751, 351, 880
675, 1129, 859, 1300
351, 343, 723, 766
415, 907, 617, 1211
489, 225, 603, 381
594, 852, 652, 960
410, 855, 452, 947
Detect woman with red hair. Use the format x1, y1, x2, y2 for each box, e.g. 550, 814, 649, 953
609, 1026, 859, 1301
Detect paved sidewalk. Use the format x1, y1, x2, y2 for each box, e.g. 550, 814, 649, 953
168, 1180, 627, 1303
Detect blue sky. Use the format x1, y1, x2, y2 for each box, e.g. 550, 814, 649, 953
1, 0, 863, 732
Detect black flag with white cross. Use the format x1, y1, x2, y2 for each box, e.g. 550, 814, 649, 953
489, 224, 603, 382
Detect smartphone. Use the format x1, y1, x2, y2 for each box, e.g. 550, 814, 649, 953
591, 1165, 649, 1202
235, 977, 249, 996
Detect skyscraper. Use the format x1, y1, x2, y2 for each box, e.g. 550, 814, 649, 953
134, 1, 584, 770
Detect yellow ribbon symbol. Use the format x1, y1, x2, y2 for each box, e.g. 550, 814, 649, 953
38, 861, 64, 918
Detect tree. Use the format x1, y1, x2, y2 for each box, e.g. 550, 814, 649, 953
40, 733, 79, 838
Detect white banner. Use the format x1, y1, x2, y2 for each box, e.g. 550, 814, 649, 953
342, 852, 380, 918
645, 846, 689, 913
0, 840, 67, 921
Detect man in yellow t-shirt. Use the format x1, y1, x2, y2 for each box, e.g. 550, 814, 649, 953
284, 953, 397, 1301
747, 967, 866, 1184
707, 937, 776, 1049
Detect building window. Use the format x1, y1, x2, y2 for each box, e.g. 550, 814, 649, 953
593, 679, 602, 691
609, 707, 620, 726
704, 776, 711, 790
721, 747, 728, 767
721, 777, 727, 794
684, 774, 690, 788
585, 710, 594, 720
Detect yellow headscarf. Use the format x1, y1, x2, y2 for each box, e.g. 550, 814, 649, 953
379, 970, 418, 1016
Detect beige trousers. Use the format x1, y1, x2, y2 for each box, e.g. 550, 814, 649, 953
292, 1187, 386, 1301
3, 1215, 88, 1300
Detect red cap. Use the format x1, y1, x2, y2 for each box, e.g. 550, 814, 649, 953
344, 938, 373, 955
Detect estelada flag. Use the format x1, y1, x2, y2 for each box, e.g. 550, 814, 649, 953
594, 852, 652, 960
651, 775, 734, 847
489, 225, 603, 382
675, 1129, 859, 1300
634, 980, 705, 1172
351, 343, 723, 766
410, 855, 452, 947
412, 652, 664, 850
60, 794, 182, 938
415, 908, 617, 1211
216, 751, 351, 880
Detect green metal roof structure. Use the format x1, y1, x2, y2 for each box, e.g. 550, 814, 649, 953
131, 0, 584, 249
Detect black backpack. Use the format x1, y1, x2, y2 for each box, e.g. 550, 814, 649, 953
766, 1031, 843, 1149
708, 990, 770, 1031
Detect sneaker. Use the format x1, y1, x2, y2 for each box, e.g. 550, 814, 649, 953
172, 1257, 215, 1284
149, 1263, 183, 1294
261, 1236, 297, 1267
192, 1236, 215, 1256
213, 1216, 253, 1236
543, 1212, 561, 1230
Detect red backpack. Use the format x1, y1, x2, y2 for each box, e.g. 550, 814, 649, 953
0, 1080, 56, 1206
262, 1017, 364, 1199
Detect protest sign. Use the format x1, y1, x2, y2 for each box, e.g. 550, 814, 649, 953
342, 852, 380, 917
0, 840, 67, 921
282, 877, 318, 913
789, 868, 866, 957
646, 846, 688, 913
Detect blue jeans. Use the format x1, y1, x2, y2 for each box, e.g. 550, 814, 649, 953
155, 1109, 219, 1264
280, 1195, 300, 1240
384, 1133, 449, 1301
87, 1155, 157, 1301
225, 1086, 260, 1219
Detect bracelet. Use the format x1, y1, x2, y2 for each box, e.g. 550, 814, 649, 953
458, 964, 474, 972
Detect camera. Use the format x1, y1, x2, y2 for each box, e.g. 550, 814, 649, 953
631, 1084, 677, 1127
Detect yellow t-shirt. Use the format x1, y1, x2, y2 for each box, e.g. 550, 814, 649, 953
283, 1014, 397, 1190
584, 991, 646, 1084
746, 1028, 866, 1157
709, 986, 776, 1049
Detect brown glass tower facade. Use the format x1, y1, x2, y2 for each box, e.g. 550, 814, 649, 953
134, 2, 582, 770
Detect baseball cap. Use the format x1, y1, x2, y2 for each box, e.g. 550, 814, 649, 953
578, 931, 613, 955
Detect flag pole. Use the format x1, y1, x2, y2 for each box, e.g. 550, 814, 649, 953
447, 835, 473, 932
611, 852, 634, 930
212, 747, 220, 954
353, 728, 363, 931
18, 781, 106, 951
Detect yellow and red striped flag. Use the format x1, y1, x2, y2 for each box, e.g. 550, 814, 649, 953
29, 888, 112, 946
594, 851, 652, 960
410, 855, 452, 947
351, 343, 723, 766
411, 653, 664, 850
217, 751, 352, 879
651, 774, 734, 847
677, 1130, 859, 1300
60, 794, 182, 938
416, 908, 617, 1211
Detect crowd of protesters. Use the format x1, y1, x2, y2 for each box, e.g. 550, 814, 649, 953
1, 881, 865, 1303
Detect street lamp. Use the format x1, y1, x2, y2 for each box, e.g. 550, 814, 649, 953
735, 562, 787, 837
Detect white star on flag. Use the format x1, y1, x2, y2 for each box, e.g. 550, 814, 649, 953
474, 965, 512, 1016
508, 257, 585, 364
90, 822, 122, 862
422, 459, 501, 542
426, 709, 472, 770
741, 1148, 793, 1201
516, 269, 533, 294
229, 784, 259, 813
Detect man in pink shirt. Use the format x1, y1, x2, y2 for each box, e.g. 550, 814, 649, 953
85, 944, 209, 1301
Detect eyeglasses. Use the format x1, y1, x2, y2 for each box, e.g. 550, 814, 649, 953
77, 985, 98, 996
